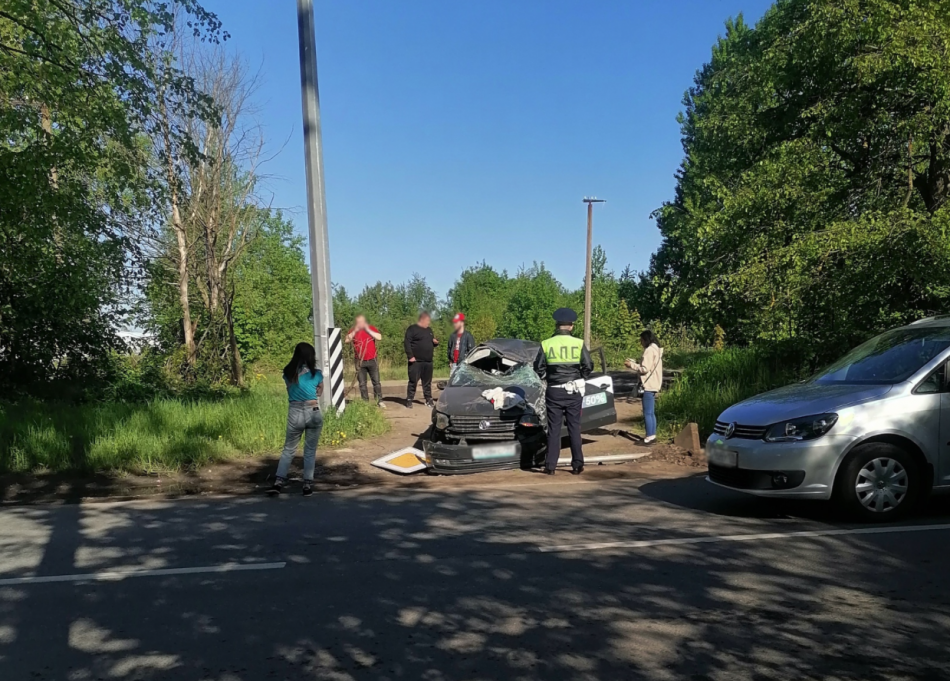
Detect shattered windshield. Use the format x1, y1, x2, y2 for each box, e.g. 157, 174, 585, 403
449, 363, 543, 390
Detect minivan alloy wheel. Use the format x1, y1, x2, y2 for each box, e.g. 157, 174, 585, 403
855, 457, 908, 513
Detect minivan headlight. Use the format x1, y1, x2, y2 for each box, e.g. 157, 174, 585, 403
764, 413, 838, 443
435, 412, 450, 430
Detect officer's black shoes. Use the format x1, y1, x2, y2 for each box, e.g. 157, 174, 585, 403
542, 468, 556, 476
571, 466, 585, 476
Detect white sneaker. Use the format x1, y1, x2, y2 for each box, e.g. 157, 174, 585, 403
643, 435, 656, 445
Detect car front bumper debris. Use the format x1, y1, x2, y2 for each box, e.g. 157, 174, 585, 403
423, 440, 527, 475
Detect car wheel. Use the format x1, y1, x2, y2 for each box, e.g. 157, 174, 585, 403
835, 443, 921, 521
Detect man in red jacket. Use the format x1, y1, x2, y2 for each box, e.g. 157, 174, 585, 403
346, 315, 383, 406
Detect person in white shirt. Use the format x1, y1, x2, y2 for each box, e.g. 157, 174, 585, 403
625, 330, 664, 444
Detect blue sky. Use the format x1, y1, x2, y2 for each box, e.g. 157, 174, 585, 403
201, 0, 774, 300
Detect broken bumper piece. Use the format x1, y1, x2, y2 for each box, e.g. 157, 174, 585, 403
423, 440, 524, 475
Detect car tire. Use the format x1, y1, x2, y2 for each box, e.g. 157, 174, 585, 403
834, 443, 921, 522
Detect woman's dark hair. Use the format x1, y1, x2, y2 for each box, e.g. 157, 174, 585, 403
283, 342, 318, 384
640, 330, 661, 349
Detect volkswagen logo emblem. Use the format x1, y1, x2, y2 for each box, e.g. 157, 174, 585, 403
724, 422, 737, 439
479, 419, 492, 431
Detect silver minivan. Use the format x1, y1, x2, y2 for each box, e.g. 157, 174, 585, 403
706, 317, 950, 520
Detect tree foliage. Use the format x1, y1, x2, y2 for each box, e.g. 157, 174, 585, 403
643, 0, 950, 359
0, 0, 223, 394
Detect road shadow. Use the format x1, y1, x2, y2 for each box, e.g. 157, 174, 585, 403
640, 474, 950, 524
3, 479, 950, 679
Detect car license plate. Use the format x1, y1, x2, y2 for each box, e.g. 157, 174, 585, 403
583, 392, 608, 408
707, 442, 738, 468
471, 444, 519, 460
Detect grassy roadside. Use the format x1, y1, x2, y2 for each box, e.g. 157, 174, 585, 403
0, 376, 389, 475
658, 346, 808, 439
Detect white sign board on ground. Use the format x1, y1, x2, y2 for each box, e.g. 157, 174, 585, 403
371, 447, 428, 475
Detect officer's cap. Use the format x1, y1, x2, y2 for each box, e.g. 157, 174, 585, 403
552, 307, 578, 324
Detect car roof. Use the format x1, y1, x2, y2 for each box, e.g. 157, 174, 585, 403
906, 315, 950, 328
478, 338, 541, 365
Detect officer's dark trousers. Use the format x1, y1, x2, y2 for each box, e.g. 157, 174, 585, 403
545, 388, 584, 471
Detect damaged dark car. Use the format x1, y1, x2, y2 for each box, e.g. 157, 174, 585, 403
424, 338, 617, 474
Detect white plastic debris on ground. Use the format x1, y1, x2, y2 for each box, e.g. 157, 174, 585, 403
480, 388, 526, 410
371, 447, 428, 474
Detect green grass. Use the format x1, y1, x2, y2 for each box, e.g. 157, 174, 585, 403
657, 346, 808, 440
0, 376, 390, 475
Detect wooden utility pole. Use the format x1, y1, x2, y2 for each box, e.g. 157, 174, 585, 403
583, 197, 605, 348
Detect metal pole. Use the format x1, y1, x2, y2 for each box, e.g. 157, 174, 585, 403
297, 0, 334, 411
584, 202, 593, 348
582, 198, 605, 348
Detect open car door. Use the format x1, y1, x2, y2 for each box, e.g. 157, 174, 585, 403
580, 347, 617, 432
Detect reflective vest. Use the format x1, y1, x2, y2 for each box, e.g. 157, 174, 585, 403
541, 334, 584, 365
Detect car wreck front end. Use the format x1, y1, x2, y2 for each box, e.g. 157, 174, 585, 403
425, 340, 547, 475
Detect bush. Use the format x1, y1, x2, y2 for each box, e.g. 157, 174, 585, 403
658, 343, 810, 439
0, 377, 389, 474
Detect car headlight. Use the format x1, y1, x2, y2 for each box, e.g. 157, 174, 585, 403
764, 413, 838, 443
435, 412, 450, 430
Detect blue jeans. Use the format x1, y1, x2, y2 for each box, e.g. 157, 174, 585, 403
642, 391, 657, 438
276, 404, 324, 481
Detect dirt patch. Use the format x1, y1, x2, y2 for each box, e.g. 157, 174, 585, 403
0, 394, 701, 504
634, 443, 707, 468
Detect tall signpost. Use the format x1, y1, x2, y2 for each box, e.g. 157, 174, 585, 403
297, 0, 335, 411
582, 197, 605, 349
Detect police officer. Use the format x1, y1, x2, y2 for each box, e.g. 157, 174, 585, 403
534, 307, 594, 475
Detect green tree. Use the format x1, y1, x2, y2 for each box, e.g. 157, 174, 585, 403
646, 0, 950, 359
0, 0, 223, 394
446, 262, 512, 342
576, 247, 643, 364
500, 264, 567, 342
231, 212, 313, 366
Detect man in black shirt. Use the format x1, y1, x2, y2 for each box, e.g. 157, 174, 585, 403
404, 312, 439, 408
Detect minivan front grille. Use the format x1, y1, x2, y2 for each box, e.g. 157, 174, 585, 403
713, 421, 767, 440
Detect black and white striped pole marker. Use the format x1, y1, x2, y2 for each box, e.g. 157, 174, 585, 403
327, 327, 346, 414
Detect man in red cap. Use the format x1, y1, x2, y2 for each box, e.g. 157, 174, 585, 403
447, 313, 475, 376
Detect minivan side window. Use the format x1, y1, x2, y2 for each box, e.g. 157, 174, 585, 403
915, 362, 949, 394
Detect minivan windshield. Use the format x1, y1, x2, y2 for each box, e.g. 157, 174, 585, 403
813, 326, 950, 385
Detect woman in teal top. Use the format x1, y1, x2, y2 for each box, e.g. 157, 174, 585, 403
268, 342, 324, 496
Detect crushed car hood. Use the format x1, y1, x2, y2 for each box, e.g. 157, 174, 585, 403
438, 339, 546, 420
436, 386, 540, 416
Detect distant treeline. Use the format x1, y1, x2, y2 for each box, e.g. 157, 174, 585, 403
332, 248, 673, 373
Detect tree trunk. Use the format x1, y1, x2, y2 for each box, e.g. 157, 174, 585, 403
915, 135, 950, 215
225, 293, 244, 387
172, 200, 197, 368
159, 92, 197, 370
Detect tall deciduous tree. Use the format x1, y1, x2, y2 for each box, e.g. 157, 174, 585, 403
646, 0, 950, 358
0, 0, 222, 394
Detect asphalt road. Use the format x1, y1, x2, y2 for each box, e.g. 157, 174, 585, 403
2, 474, 950, 680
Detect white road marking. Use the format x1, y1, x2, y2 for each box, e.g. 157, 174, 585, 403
537, 523, 950, 553
0, 561, 286, 587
